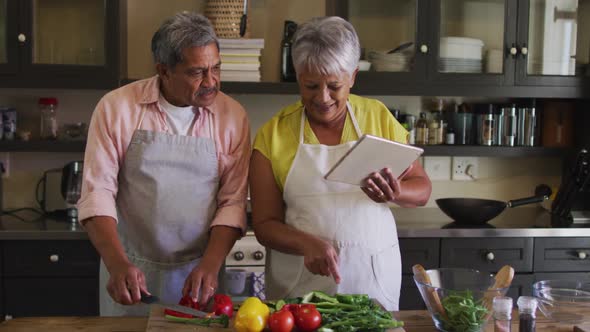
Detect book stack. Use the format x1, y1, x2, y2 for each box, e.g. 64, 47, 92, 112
219, 39, 264, 82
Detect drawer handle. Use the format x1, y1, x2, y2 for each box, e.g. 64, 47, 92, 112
578, 251, 587, 260
49, 254, 59, 263
485, 252, 495, 262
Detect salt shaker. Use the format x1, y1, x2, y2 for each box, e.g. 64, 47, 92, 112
493, 296, 513, 332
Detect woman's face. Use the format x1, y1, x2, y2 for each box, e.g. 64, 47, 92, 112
297, 68, 357, 126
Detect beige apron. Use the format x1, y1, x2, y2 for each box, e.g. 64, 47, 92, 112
99, 108, 219, 316
265, 104, 402, 311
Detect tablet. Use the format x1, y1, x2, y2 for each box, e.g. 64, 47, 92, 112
324, 134, 424, 186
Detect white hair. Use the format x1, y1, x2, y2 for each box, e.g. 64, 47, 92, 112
292, 16, 360, 78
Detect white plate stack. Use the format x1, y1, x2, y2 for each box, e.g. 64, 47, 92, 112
439, 37, 484, 73
219, 39, 265, 82
367, 49, 412, 72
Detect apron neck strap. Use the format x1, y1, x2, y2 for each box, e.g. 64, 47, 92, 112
299, 101, 362, 143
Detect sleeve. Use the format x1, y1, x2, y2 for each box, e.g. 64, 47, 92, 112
77, 97, 121, 222
210, 112, 251, 234
252, 125, 270, 159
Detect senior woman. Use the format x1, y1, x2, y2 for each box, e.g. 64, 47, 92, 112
249, 16, 431, 310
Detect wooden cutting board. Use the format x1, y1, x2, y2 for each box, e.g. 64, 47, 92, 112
145, 305, 406, 332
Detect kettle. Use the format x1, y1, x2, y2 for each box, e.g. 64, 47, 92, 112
60, 161, 83, 224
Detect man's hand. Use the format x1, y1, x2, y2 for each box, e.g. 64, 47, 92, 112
302, 236, 341, 284
106, 262, 149, 305
182, 259, 221, 306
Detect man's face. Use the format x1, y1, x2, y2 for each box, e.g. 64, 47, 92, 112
159, 43, 221, 108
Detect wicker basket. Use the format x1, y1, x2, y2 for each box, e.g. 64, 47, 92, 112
205, 0, 250, 38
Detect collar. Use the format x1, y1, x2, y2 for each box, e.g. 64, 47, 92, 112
138, 75, 213, 115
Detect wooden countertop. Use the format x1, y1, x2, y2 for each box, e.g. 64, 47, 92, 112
0, 310, 587, 331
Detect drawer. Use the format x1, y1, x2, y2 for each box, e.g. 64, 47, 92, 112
3, 240, 99, 277
441, 238, 533, 272
4, 277, 99, 317
399, 238, 439, 274
534, 238, 590, 272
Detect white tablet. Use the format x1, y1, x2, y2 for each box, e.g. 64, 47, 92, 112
324, 134, 424, 186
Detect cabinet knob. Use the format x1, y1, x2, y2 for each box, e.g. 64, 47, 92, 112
233, 251, 244, 261
485, 251, 495, 261
420, 44, 428, 54
252, 251, 264, 261
578, 251, 587, 260
509, 47, 518, 56
521, 46, 528, 56
17, 34, 26, 43
49, 254, 59, 263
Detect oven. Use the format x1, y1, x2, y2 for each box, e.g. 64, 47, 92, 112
224, 231, 266, 301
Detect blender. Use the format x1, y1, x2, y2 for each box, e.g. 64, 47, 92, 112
60, 161, 83, 225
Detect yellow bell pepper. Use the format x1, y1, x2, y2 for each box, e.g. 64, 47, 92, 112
233, 297, 270, 332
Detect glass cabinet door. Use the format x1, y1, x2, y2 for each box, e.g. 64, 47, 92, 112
347, 0, 418, 74
522, 0, 589, 81
437, 0, 508, 77
31, 0, 106, 66
0, 0, 17, 74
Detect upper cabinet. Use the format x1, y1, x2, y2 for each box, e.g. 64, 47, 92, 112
328, 0, 590, 97
0, 0, 120, 89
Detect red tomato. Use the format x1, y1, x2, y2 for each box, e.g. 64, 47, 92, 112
294, 304, 321, 332
178, 294, 200, 310
268, 308, 295, 332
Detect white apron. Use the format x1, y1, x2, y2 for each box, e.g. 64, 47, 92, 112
99, 109, 220, 316
265, 104, 402, 311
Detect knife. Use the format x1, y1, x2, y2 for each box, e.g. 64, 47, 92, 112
239, 0, 248, 37
140, 294, 218, 318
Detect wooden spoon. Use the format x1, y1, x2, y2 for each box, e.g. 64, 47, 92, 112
483, 265, 515, 320
412, 264, 447, 319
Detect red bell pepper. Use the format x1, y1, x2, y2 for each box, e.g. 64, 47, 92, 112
211, 293, 234, 318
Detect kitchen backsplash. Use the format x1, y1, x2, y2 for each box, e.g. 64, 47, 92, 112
1, 89, 561, 217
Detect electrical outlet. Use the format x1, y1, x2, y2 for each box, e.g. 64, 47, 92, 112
423, 156, 451, 181
0, 152, 8, 178
452, 156, 478, 181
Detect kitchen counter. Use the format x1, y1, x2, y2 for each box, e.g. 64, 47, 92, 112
1, 206, 590, 240
0, 310, 587, 331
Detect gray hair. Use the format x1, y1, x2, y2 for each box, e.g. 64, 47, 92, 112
292, 16, 360, 78
151, 12, 219, 68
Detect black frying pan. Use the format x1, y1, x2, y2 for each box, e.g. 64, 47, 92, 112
436, 185, 552, 225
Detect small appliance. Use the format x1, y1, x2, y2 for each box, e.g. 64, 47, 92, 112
61, 161, 83, 224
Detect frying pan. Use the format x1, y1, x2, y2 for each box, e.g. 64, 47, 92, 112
436, 185, 552, 225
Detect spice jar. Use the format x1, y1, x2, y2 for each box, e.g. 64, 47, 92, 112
39, 97, 58, 140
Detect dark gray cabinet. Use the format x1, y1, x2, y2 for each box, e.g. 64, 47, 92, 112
0, 0, 120, 89
399, 236, 590, 310
1, 240, 99, 318
326, 0, 590, 98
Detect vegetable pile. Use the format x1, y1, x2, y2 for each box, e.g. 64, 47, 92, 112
267, 291, 404, 332
437, 290, 488, 332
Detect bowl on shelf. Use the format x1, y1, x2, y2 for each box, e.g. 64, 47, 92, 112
358, 60, 371, 71
413, 266, 512, 332
533, 280, 590, 324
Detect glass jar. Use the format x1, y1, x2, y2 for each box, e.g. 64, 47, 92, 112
415, 112, 429, 145
39, 97, 58, 140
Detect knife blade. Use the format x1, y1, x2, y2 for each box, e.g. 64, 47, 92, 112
140, 294, 218, 318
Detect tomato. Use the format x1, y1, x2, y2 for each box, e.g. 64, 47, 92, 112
293, 304, 321, 332
178, 294, 200, 310
268, 308, 295, 332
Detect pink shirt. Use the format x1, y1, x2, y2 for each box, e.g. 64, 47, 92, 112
78, 76, 250, 233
